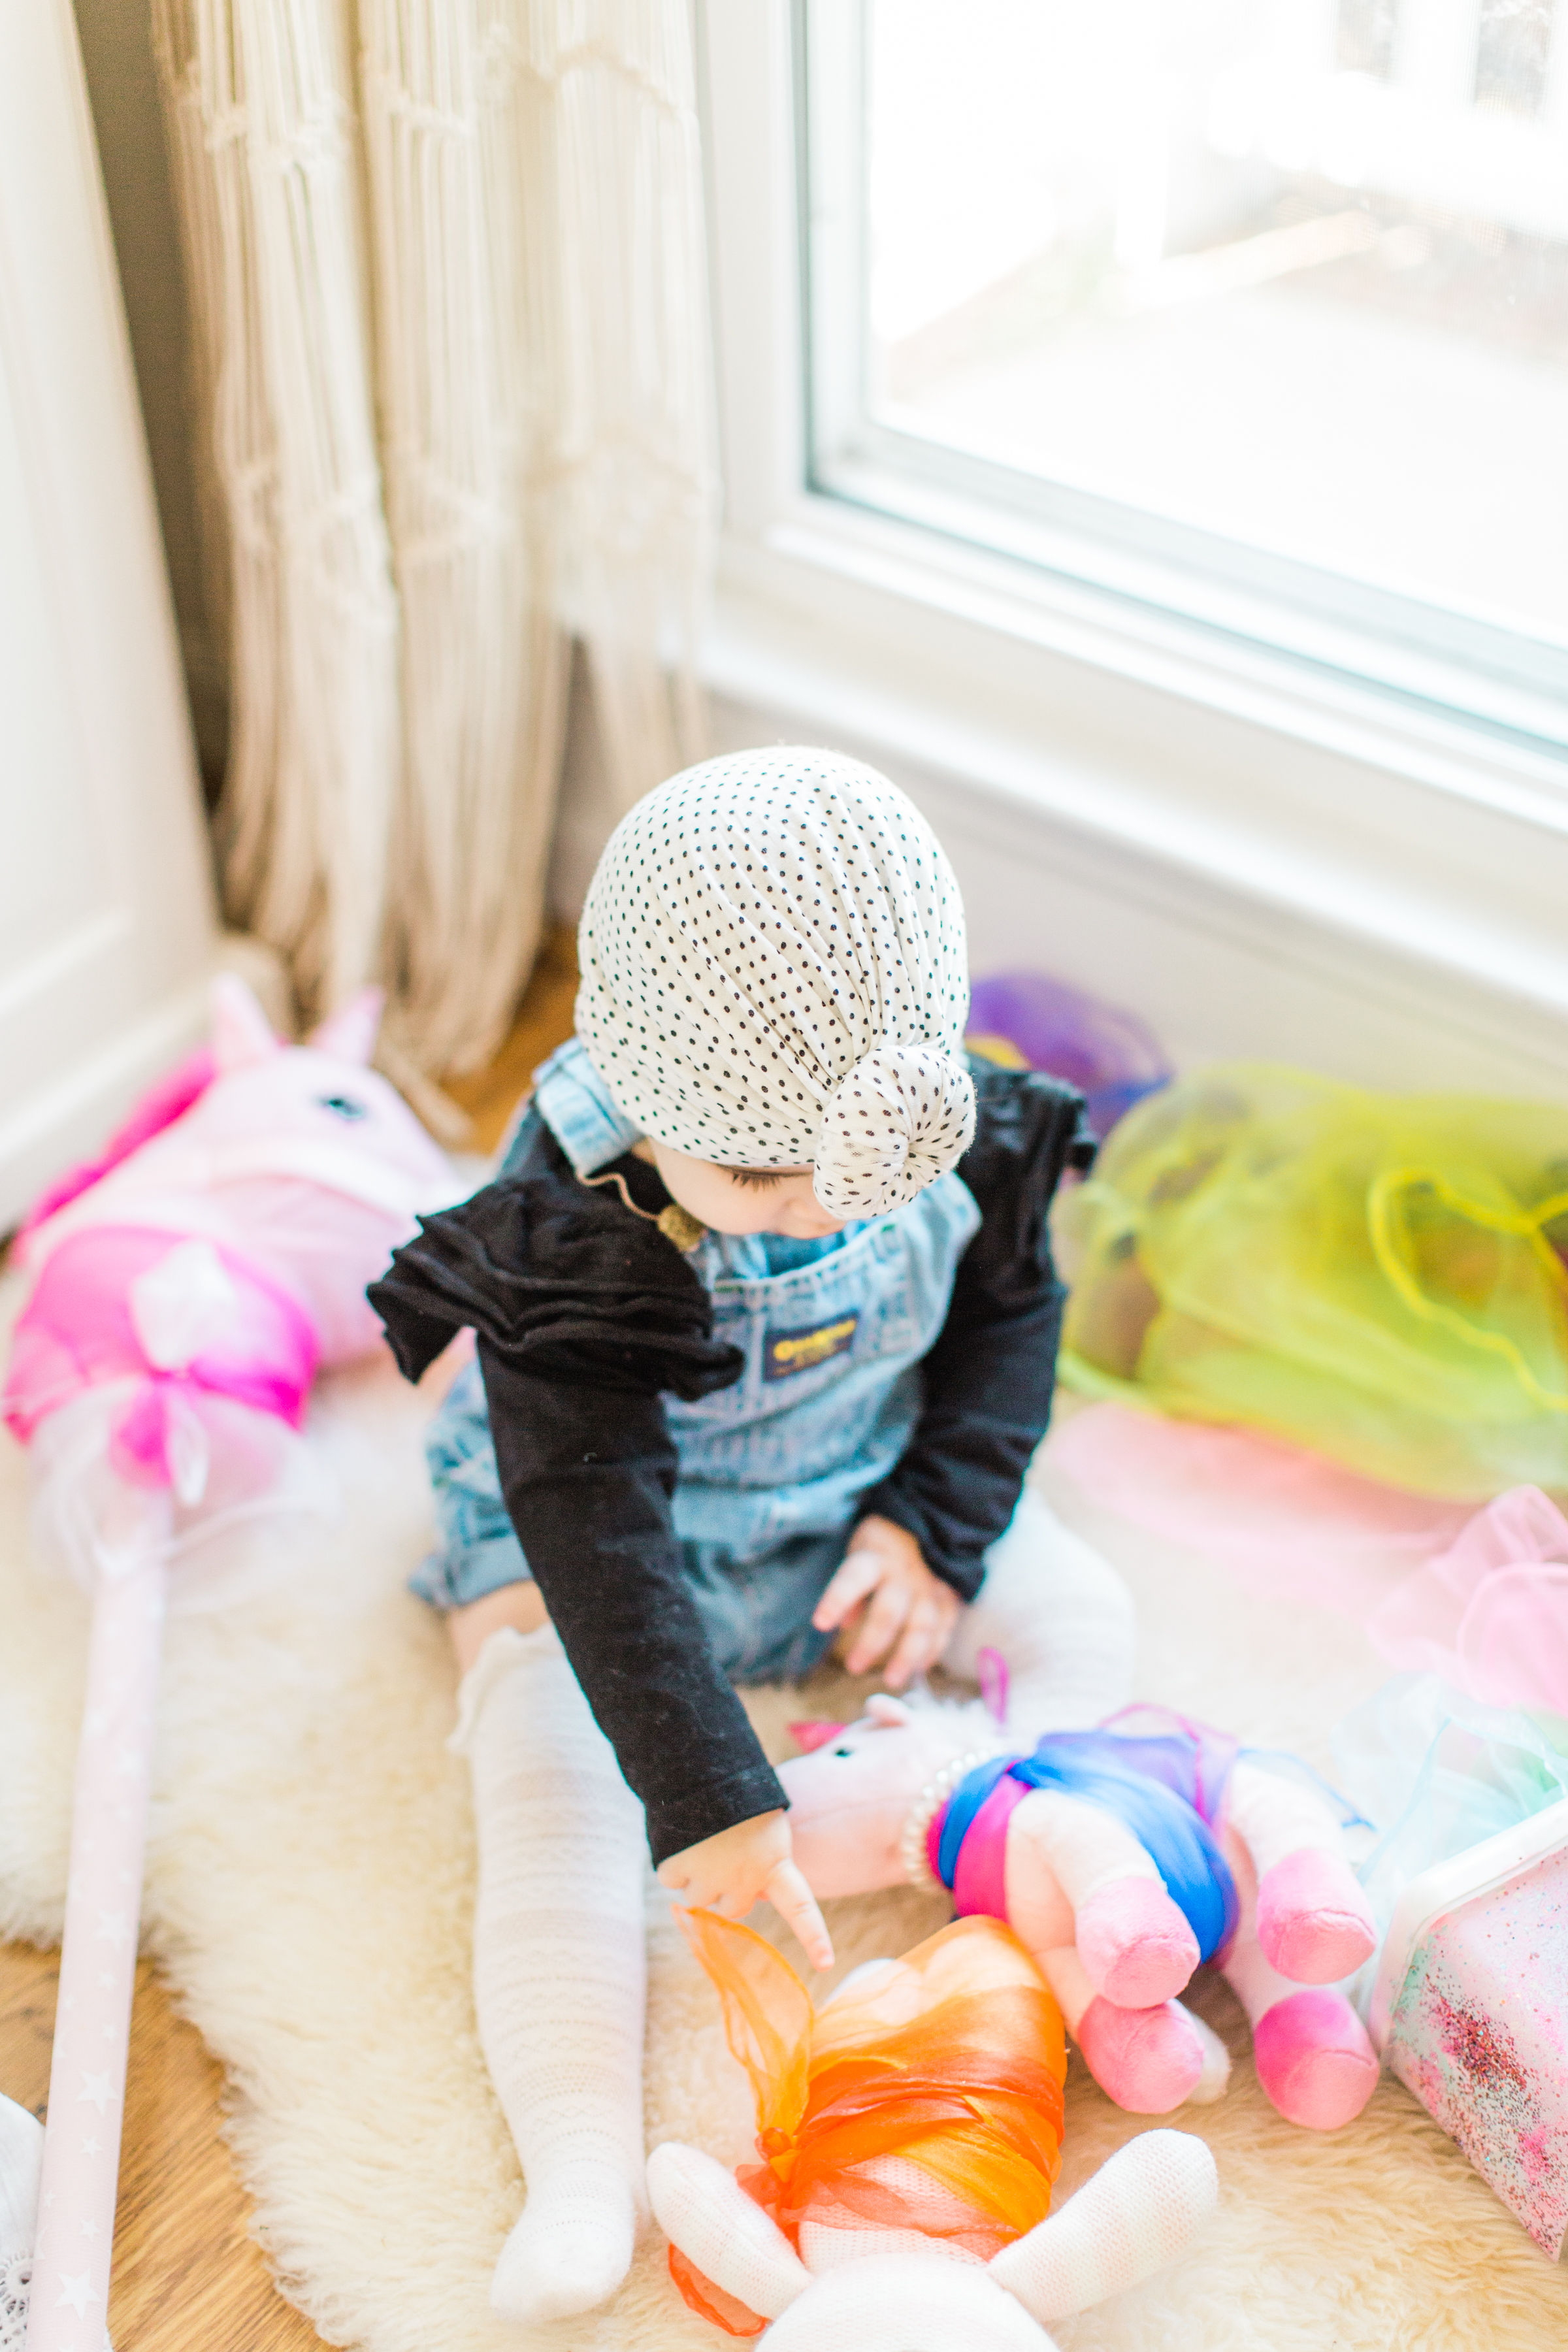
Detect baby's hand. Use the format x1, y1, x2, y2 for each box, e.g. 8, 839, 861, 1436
658, 1810, 834, 1970
812, 1514, 960, 1688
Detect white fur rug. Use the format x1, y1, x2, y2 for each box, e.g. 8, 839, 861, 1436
2, 1311, 1566, 2352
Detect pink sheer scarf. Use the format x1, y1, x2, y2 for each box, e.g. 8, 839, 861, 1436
1367, 1486, 1568, 1717
1049, 1403, 1568, 1716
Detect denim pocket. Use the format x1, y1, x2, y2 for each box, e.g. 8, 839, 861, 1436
667, 1175, 979, 1497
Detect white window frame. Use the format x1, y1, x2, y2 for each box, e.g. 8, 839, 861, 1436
696, 1, 1568, 1086
800, 0, 1568, 751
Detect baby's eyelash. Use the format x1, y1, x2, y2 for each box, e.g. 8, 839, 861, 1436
729, 1168, 785, 1190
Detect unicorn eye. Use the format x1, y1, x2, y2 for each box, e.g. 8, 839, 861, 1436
316, 1092, 368, 1120
832, 1746, 854, 1759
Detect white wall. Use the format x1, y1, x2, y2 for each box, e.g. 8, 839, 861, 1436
0, 1, 218, 1230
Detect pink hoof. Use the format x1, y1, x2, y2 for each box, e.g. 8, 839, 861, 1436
1252, 1989, 1379, 2129
1256, 1850, 1378, 1985
1077, 1878, 1201, 2008
1075, 1996, 1205, 2114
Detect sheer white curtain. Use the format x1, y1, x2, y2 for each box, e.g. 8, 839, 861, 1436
152, 0, 715, 1077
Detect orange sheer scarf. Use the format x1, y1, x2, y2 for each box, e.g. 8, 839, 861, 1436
669, 1912, 1067, 2336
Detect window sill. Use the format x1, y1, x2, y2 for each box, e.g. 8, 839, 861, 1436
703, 491, 1568, 1090
719, 487, 1567, 828
696, 0, 1568, 1097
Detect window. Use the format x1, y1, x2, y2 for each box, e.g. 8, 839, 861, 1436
800, 0, 1568, 751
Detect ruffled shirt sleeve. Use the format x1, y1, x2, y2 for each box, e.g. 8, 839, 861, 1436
858, 1061, 1095, 1600
369, 1126, 787, 1867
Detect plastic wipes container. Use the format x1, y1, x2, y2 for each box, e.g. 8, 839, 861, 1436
1345, 1678, 1568, 2255
1371, 1799, 1568, 2258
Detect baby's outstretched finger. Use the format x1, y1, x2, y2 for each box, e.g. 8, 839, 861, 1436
844, 1575, 909, 1675
811, 1546, 882, 1633
883, 1597, 944, 1691
764, 1857, 834, 1972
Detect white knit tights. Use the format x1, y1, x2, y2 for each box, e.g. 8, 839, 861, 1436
453, 1624, 649, 2325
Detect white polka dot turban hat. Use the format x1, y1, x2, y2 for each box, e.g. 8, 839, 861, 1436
576, 747, 976, 1218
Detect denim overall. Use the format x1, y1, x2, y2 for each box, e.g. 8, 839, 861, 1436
415, 1039, 981, 1680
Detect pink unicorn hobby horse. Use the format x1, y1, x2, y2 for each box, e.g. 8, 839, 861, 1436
0, 977, 454, 2352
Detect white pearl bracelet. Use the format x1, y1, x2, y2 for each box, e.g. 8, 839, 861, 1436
898, 1742, 1013, 1892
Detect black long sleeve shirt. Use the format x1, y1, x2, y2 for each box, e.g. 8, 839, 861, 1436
370, 1058, 1091, 1865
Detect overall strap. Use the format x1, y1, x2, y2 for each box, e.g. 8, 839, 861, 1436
532, 1037, 642, 1176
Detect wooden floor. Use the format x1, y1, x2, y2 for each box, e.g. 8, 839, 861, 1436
0, 1946, 325, 2352
442, 921, 580, 1154
0, 931, 581, 2349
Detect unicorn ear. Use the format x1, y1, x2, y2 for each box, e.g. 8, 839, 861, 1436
210, 974, 282, 1073
866, 1694, 915, 1728
977, 1646, 1011, 1727
789, 1720, 847, 1753
310, 986, 384, 1065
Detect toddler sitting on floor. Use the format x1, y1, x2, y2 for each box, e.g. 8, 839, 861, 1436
371, 747, 1115, 2323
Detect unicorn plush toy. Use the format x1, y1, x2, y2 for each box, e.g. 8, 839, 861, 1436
779, 1683, 1380, 2131
649, 1907, 1219, 2352
0, 976, 455, 2352
775, 1503, 1379, 2136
